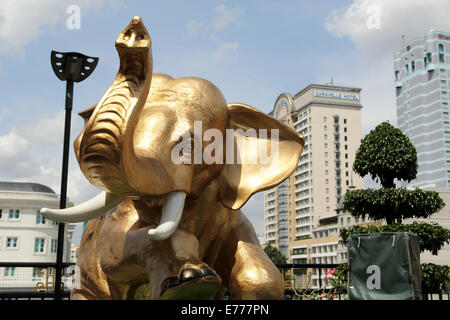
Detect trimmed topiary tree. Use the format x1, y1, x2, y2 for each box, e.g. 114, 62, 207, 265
340, 121, 450, 295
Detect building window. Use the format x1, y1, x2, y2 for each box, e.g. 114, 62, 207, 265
325, 170, 329, 175
324, 125, 327, 131
344, 136, 348, 142
405, 64, 409, 74
323, 116, 327, 122
326, 187, 329, 194
411, 60, 415, 72
325, 152, 328, 157
36, 210, 46, 224
344, 127, 347, 133
0, 209, 2, 219
346, 180, 349, 186
9, 209, 20, 220
325, 160, 328, 167
345, 162, 349, 168
345, 153, 348, 159
7, 237, 18, 248
324, 134, 328, 140
439, 44, 445, 63
51, 239, 57, 253
395, 70, 399, 80
324, 143, 328, 149
427, 52, 432, 63
325, 179, 329, 185
35, 238, 45, 253
4, 267, 16, 277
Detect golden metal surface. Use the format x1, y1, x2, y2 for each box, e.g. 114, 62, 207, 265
71, 16, 304, 300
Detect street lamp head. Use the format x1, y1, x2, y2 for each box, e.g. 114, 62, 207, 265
51, 51, 98, 83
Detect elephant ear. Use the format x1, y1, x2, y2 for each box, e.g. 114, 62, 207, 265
218, 103, 305, 210
78, 104, 97, 124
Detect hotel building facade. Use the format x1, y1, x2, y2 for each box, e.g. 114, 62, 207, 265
394, 30, 450, 188
264, 83, 364, 274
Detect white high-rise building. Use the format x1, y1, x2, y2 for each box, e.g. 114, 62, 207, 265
263, 84, 364, 289
264, 83, 364, 268
394, 30, 450, 188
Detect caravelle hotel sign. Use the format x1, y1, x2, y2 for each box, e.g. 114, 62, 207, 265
313, 90, 360, 101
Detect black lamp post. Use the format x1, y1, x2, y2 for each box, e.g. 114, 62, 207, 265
50, 51, 98, 300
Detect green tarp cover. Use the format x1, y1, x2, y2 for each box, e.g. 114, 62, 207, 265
347, 232, 422, 300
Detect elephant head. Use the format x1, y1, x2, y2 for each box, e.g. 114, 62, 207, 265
41, 17, 304, 241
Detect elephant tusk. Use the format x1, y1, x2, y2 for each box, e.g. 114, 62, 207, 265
148, 191, 187, 240
41, 192, 123, 223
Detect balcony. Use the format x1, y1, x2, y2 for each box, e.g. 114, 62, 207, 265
427, 63, 437, 71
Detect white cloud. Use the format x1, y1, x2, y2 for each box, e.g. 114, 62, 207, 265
185, 20, 204, 39
214, 41, 239, 61
18, 110, 82, 145
212, 4, 244, 31
322, 0, 450, 136
184, 4, 244, 61
0, 130, 30, 160
0, 110, 95, 204
324, 0, 450, 57
0, 0, 124, 54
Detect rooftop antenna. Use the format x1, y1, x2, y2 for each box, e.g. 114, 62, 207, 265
402, 34, 406, 46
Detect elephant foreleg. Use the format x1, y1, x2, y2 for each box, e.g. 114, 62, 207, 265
215, 212, 284, 300
70, 218, 113, 300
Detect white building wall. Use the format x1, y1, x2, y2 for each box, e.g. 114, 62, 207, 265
0, 187, 76, 291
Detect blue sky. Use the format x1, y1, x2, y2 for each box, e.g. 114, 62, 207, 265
1, 0, 449, 243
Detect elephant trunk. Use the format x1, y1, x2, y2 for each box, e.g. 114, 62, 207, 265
78, 16, 153, 195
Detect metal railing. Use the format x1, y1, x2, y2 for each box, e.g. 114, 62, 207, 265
0, 262, 447, 300
0, 262, 75, 300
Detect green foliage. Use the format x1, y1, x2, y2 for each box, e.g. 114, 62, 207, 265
353, 121, 418, 188
339, 222, 450, 255
263, 244, 287, 264
421, 263, 450, 293
294, 264, 349, 300
321, 263, 450, 294
325, 264, 348, 295
343, 188, 445, 224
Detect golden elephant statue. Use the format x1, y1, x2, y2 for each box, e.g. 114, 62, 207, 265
42, 16, 304, 300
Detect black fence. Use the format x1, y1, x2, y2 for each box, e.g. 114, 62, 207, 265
0, 262, 447, 300
0, 262, 75, 300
